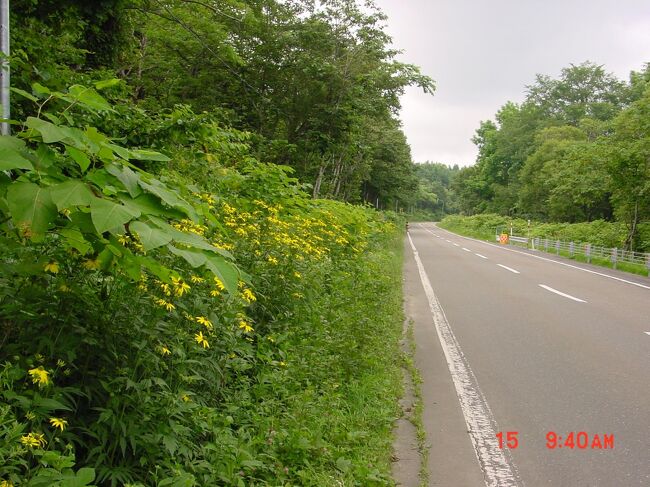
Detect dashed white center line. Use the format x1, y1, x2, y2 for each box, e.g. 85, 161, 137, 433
453, 243, 460, 247
462, 247, 471, 252
539, 284, 587, 303
445, 239, 451, 243
497, 264, 520, 274
644, 332, 650, 336
475, 253, 488, 259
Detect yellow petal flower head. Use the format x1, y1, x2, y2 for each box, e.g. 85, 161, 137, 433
20, 432, 47, 448
83, 259, 100, 270
44, 261, 59, 274
195, 316, 213, 330
49, 417, 68, 431
213, 277, 225, 291
241, 288, 256, 303
159, 345, 171, 356
171, 276, 191, 296
28, 367, 50, 386
194, 331, 210, 348
190, 275, 205, 284
238, 320, 254, 333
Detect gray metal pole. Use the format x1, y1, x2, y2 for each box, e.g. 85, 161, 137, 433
1, 0, 9, 136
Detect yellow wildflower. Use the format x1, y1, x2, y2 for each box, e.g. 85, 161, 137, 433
1, 479, 14, 487
241, 288, 256, 303
44, 261, 59, 274
293, 271, 301, 279
266, 336, 275, 343
195, 316, 213, 330
171, 276, 190, 297
181, 394, 191, 402
194, 331, 210, 348
278, 361, 287, 367
159, 282, 171, 296
28, 367, 50, 386
210, 289, 221, 297
214, 277, 225, 291
267, 256, 278, 265
117, 234, 130, 246
49, 417, 68, 432
56, 359, 65, 367
159, 345, 171, 356
190, 275, 205, 284
20, 432, 47, 448
238, 321, 254, 333
155, 298, 175, 311
83, 259, 99, 271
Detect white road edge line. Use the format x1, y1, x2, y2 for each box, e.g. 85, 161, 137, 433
462, 247, 472, 252
475, 254, 488, 259
423, 224, 650, 291
407, 232, 521, 487
643, 332, 650, 336
539, 284, 587, 303
497, 264, 520, 274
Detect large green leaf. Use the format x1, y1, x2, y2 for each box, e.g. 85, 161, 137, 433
90, 197, 140, 234
106, 164, 142, 197
66, 145, 91, 172
0, 136, 33, 170
66, 85, 112, 112
148, 216, 230, 255
139, 180, 197, 219
50, 181, 94, 210
59, 228, 92, 255
119, 193, 177, 218
130, 149, 171, 162
167, 245, 207, 268
25, 117, 76, 144
6, 182, 57, 240
130, 221, 173, 251
204, 254, 239, 295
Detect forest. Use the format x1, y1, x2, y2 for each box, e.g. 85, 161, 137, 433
417, 62, 650, 252
0, 1, 432, 485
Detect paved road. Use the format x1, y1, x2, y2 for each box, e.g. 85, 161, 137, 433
404, 223, 650, 486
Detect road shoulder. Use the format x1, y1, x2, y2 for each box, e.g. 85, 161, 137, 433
402, 235, 486, 486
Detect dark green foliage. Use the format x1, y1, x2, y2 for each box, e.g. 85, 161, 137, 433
452, 61, 650, 249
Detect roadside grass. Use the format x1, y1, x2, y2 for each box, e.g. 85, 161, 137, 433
269, 229, 406, 485
404, 320, 429, 487
440, 218, 650, 278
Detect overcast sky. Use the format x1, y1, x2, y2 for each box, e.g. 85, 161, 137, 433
372, 0, 650, 166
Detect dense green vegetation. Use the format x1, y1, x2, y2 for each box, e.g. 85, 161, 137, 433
449, 62, 650, 251
0, 1, 423, 485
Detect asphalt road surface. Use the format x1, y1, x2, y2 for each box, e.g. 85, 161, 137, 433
403, 223, 650, 487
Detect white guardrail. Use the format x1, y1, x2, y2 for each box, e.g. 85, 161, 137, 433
495, 233, 650, 274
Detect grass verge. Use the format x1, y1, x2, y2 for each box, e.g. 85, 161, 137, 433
439, 218, 649, 278
404, 319, 429, 487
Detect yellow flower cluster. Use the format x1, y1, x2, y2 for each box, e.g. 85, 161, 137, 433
171, 276, 191, 296
20, 432, 47, 448
241, 288, 256, 303
117, 234, 144, 252
28, 367, 50, 387
154, 298, 175, 311
44, 261, 59, 274
173, 219, 208, 237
